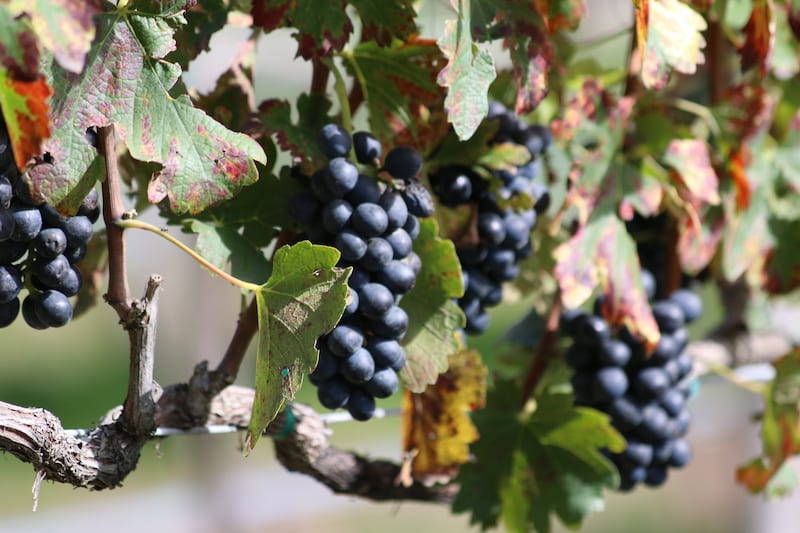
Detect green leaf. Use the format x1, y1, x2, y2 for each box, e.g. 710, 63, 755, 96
399, 218, 465, 392
29, 6, 266, 214
349, 0, 418, 46
246, 241, 350, 451
258, 94, 333, 169
8, 0, 99, 73
437, 0, 496, 140
344, 40, 443, 142
453, 381, 624, 532
190, 220, 270, 285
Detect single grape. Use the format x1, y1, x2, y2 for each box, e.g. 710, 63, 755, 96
309, 348, 339, 384
477, 212, 506, 247
367, 337, 406, 370
317, 377, 351, 409
327, 323, 364, 357
598, 339, 632, 367
353, 131, 382, 164
357, 283, 394, 317
346, 388, 377, 421
352, 203, 389, 238
660, 388, 686, 417
0, 297, 19, 327
33, 228, 68, 259
325, 157, 359, 197
634, 367, 671, 399
644, 464, 669, 487
77, 188, 101, 223
364, 367, 400, 398
322, 199, 353, 234
668, 438, 691, 467
340, 348, 376, 384
369, 305, 408, 339
35, 289, 73, 327
384, 146, 422, 181
669, 289, 703, 324
0, 264, 21, 302
375, 260, 416, 294
593, 367, 629, 402
346, 174, 383, 204
335, 230, 368, 262
401, 180, 434, 217
379, 190, 408, 231
33, 254, 70, 286
318, 123, 352, 159
0, 175, 12, 208
21, 295, 47, 329
10, 203, 42, 242
385, 228, 413, 259
360, 237, 394, 271
652, 300, 685, 333
619, 441, 654, 468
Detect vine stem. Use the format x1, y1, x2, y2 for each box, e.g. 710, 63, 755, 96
520, 290, 563, 404
323, 57, 353, 132
116, 218, 261, 292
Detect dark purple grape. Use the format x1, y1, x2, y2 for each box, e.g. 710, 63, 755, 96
367, 338, 406, 370
309, 348, 339, 385
318, 123, 352, 159
376, 260, 416, 294
352, 203, 389, 238
668, 438, 691, 467
660, 388, 685, 417
310, 169, 335, 202
64, 243, 87, 264
465, 308, 490, 334
347, 265, 370, 290
358, 282, 394, 317
0, 297, 19, 327
322, 199, 353, 234
619, 441, 653, 468
364, 367, 399, 398
649, 334, 680, 365
593, 367, 628, 402
0, 264, 21, 302
10, 203, 42, 242
637, 404, 671, 442
325, 158, 359, 197
403, 213, 420, 239
344, 287, 359, 316
340, 347, 375, 384
384, 146, 422, 181
21, 295, 47, 329
477, 212, 505, 247
346, 388, 376, 421
669, 289, 703, 324
77, 188, 101, 223
34, 289, 73, 327
379, 190, 408, 231
327, 323, 364, 357
33, 227, 68, 259
0, 175, 12, 208
335, 230, 368, 262
608, 397, 643, 432
401, 180, 434, 217
652, 300, 685, 333
502, 213, 530, 249
0, 238, 27, 263
289, 191, 322, 226
402, 251, 422, 276
33, 254, 70, 286
576, 315, 612, 346
346, 174, 382, 204
369, 305, 408, 339
360, 237, 394, 272
386, 228, 413, 259
644, 464, 669, 487
634, 367, 671, 399
317, 377, 351, 409
433, 170, 473, 206
598, 339, 632, 367
353, 131, 382, 164
0, 206, 15, 241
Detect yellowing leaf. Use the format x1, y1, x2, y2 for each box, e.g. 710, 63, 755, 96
664, 139, 720, 206
402, 349, 486, 482
640, 0, 707, 89
0, 71, 51, 170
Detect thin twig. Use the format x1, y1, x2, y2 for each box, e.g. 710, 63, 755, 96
520, 290, 563, 404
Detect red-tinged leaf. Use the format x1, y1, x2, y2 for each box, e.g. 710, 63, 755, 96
533, 0, 587, 32
9, 0, 102, 73
619, 161, 665, 219
510, 43, 551, 115
726, 83, 777, 144
737, 350, 800, 496
29, 10, 265, 214
640, 0, 707, 89
349, 0, 418, 46
0, 6, 39, 81
677, 207, 724, 275
740, 0, 775, 75
730, 146, 753, 210
251, 0, 293, 31
555, 213, 660, 349
0, 71, 51, 170
437, 0, 497, 140
633, 0, 649, 58
664, 139, 720, 206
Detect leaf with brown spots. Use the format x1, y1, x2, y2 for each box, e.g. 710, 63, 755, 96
246, 242, 350, 451
664, 139, 720, 207
401, 349, 486, 483
554, 212, 660, 351
28, 6, 265, 214
8, 0, 102, 73
399, 218, 465, 392
0, 5, 40, 81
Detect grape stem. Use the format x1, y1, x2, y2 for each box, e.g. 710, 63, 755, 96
323, 57, 353, 133
520, 290, 563, 404
115, 218, 261, 292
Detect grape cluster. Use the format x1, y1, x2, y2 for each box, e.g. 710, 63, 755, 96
0, 112, 99, 329
428, 102, 551, 334
563, 281, 702, 490
289, 124, 431, 421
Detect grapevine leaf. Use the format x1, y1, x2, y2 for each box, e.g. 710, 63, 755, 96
190, 220, 270, 285
664, 139, 720, 206
8, 0, 100, 73
554, 212, 660, 350
737, 349, 800, 496
349, 0, 418, 46
0, 5, 39, 81
251, 0, 352, 59
167, 0, 231, 70
258, 94, 333, 169
453, 381, 624, 532
401, 349, 486, 483
534, 0, 587, 32
639, 0, 707, 90
437, 0, 496, 140
0, 70, 51, 171
740, 0, 775, 76
344, 40, 444, 143
677, 206, 724, 275
246, 242, 349, 451
28, 8, 265, 214
399, 218, 465, 392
